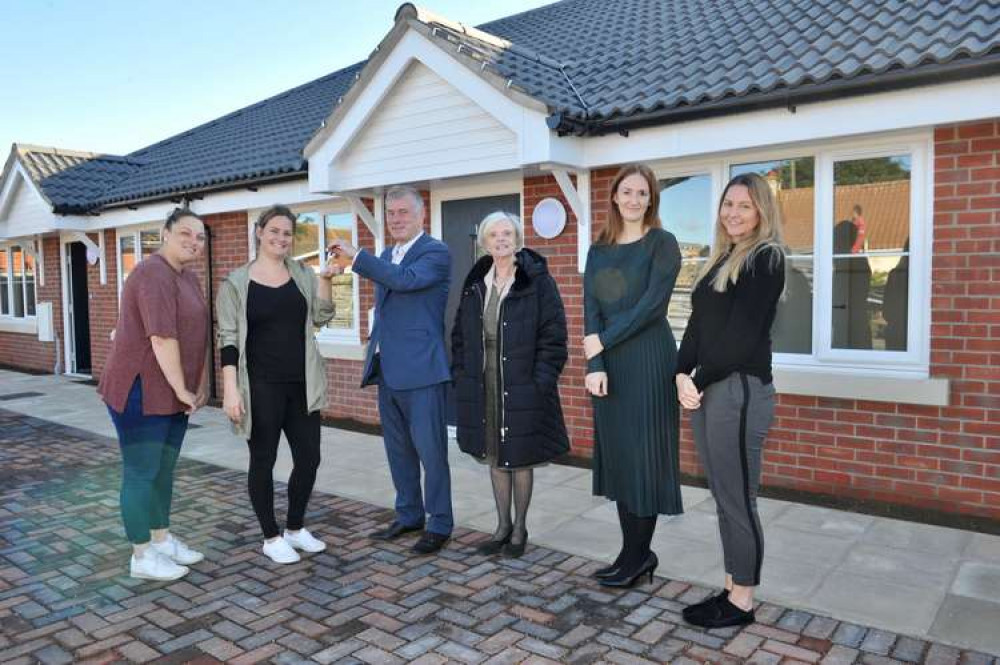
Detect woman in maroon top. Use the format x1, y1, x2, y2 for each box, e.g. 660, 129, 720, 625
98, 208, 210, 581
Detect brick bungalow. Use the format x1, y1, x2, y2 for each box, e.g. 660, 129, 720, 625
1, 1, 999, 521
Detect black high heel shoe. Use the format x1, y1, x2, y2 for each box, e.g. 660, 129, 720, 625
476, 528, 513, 556
594, 564, 620, 579
599, 552, 658, 588
503, 529, 528, 558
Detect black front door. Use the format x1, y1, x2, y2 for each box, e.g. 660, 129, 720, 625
68, 242, 92, 374
441, 194, 520, 426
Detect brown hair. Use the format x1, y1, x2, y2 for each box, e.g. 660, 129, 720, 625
254, 205, 297, 248
597, 163, 662, 245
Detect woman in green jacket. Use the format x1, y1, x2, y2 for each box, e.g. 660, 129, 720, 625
217, 205, 338, 564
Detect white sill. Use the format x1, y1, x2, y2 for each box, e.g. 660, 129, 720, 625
773, 366, 949, 406
316, 339, 367, 361
0, 318, 38, 335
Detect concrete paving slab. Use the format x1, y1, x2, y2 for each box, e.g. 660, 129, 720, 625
809, 571, 945, 636
836, 544, 960, 590
775, 504, 875, 538
928, 594, 1000, 656
949, 561, 1000, 603
862, 518, 973, 557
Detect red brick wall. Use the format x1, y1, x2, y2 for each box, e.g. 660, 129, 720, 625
0, 236, 62, 372
88, 231, 118, 378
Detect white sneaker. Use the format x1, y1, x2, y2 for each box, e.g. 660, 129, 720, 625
283, 528, 326, 553
130, 551, 189, 581
151, 534, 204, 565
262, 536, 300, 564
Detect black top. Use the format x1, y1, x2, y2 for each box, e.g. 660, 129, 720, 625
677, 246, 785, 392
220, 279, 307, 383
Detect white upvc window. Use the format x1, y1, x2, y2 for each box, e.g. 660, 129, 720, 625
116, 225, 162, 297
0, 242, 37, 320
247, 203, 360, 344
654, 131, 931, 378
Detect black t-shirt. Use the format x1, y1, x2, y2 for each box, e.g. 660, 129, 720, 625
221, 279, 307, 383
677, 246, 785, 391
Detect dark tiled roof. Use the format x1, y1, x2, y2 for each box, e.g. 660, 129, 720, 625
8, 145, 141, 213
436, 0, 1000, 130
91, 62, 364, 208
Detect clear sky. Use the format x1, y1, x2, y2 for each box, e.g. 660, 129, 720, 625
1, 0, 555, 157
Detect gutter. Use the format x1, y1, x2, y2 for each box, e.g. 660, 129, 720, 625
547, 55, 1000, 137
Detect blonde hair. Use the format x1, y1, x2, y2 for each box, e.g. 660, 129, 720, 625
696, 173, 785, 292
477, 211, 524, 251
598, 163, 662, 245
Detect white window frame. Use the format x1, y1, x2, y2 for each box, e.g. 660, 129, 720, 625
0, 241, 38, 322
649, 130, 933, 380
246, 201, 361, 345
115, 223, 162, 300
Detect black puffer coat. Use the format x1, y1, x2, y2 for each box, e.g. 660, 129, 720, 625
451, 248, 569, 468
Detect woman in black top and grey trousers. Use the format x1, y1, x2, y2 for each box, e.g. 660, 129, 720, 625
675, 173, 786, 629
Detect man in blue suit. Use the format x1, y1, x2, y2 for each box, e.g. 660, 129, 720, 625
328, 185, 453, 554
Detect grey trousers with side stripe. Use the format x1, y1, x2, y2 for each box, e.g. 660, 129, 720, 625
691, 372, 776, 586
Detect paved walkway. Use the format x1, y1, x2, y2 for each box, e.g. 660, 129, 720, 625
0, 369, 998, 663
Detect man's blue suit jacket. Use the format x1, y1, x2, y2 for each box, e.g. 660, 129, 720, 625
352, 233, 452, 390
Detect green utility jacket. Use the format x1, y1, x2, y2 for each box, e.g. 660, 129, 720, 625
216, 258, 336, 436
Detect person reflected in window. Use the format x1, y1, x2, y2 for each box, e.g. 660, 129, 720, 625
584, 163, 683, 588
676, 173, 785, 629
217, 205, 339, 564
451, 212, 569, 558
832, 217, 872, 349
883, 239, 909, 351
770, 247, 812, 354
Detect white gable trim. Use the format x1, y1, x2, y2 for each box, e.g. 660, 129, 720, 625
0, 162, 51, 222
306, 28, 557, 194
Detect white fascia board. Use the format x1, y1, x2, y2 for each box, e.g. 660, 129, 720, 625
576, 75, 1000, 169
58, 178, 335, 231
308, 28, 552, 193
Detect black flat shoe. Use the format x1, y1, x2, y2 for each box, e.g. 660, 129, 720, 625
502, 529, 528, 558
412, 531, 449, 555
682, 589, 730, 624
684, 596, 754, 629
599, 552, 658, 588
476, 528, 513, 556
371, 521, 424, 541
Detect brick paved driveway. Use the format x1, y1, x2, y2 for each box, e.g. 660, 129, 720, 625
0, 409, 996, 664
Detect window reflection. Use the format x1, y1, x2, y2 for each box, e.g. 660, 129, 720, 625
732, 157, 815, 354
294, 213, 321, 269
0, 250, 8, 315
324, 213, 355, 331
659, 175, 712, 340
120, 235, 136, 283
832, 156, 910, 351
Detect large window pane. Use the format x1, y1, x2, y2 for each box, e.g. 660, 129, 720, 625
140, 230, 160, 260
11, 246, 24, 317
731, 157, 815, 254
832, 156, 911, 351
120, 235, 136, 283
732, 157, 816, 354
294, 212, 321, 270
659, 175, 712, 340
24, 251, 35, 316
0, 250, 9, 315
324, 213, 356, 332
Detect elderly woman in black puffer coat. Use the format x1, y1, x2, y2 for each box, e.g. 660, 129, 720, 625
451, 211, 569, 558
